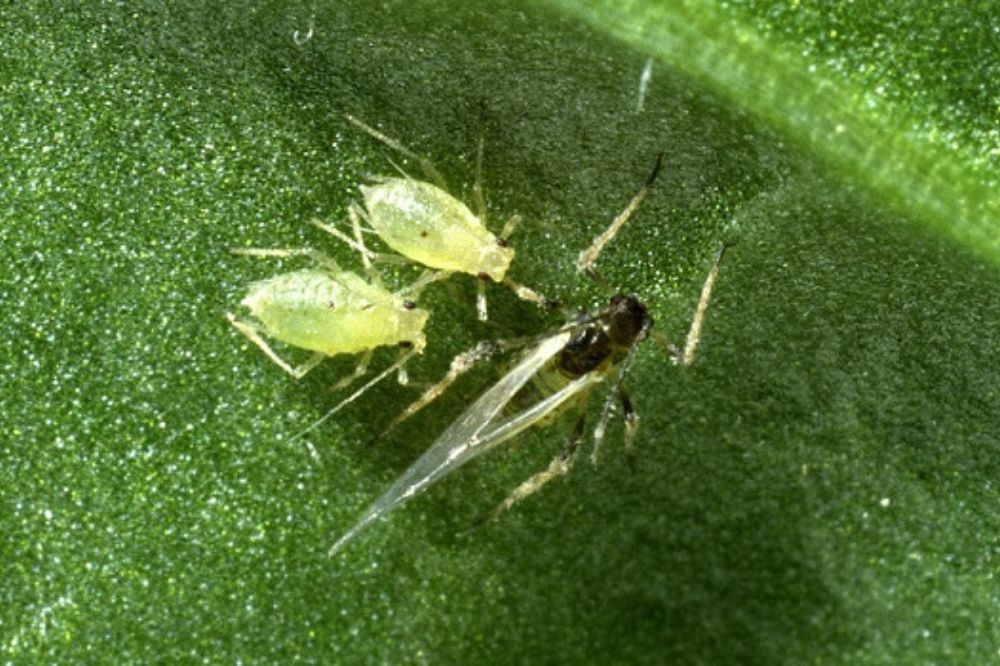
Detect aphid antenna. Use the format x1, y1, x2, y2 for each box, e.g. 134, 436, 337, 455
345, 113, 449, 190
471, 109, 487, 223
576, 153, 664, 275
307, 218, 376, 264
230, 246, 345, 274
288, 347, 420, 445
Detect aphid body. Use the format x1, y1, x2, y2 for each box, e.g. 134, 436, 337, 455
360, 177, 513, 282
241, 268, 428, 357
328, 292, 654, 556
346, 114, 550, 320
324, 151, 729, 557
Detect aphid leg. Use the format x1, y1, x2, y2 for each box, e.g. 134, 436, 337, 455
397, 268, 450, 301
395, 347, 411, 385
495, 215, 562, 312
480, 412, 587, 524
226, 313, 326, 379
590, 388, 618, 465
384, 334, 543, 433
476, 279, 489, 321
619, 385, 639, 454
331, 349, 374, 391
345, 113, 449, 190
290, 348, 419, 442
576, 154, 664, 274
230, 247, 345, 274
677, 243, 729, 366
503, 277, 562, 313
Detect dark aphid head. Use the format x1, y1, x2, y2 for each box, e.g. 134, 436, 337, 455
606, 293, 652, 347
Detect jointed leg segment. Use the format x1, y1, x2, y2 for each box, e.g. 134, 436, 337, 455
384, 333, 543, 432
481, 412, 587, 524
226, 313, 326, 379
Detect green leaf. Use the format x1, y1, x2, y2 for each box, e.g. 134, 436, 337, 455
2, 1, 997, 663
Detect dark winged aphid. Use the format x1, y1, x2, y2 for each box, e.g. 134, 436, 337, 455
329, 155, 729, 557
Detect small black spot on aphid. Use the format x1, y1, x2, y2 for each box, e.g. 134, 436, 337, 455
496, 237, 508, 248
403, 299, 416, 310
477, 271, 490, 281
327, 300, 337, 309
420, 230, 429, 238
399, 340, 414, 349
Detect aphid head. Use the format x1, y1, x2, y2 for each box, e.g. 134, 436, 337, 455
476, 238, 515, 282
606, 293, 652, 347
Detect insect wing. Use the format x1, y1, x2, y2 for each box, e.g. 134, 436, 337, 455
329, 329, 573, 556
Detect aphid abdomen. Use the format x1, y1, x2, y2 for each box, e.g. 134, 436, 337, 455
361, 178, 514, 281
242, 270, 428, 355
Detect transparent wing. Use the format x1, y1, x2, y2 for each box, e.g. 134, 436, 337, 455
329, 329, 577, 556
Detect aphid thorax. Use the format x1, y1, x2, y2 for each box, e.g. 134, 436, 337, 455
558, 294, 651, 378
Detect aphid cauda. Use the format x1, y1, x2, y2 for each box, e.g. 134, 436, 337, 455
328, 155, 731, 556
346, 113, 553, 321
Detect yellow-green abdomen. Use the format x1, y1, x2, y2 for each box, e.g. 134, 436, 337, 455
242, 270, 428, 356
361, 178, 513, 281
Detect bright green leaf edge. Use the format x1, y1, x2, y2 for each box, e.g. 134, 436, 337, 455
552, 0, 1000, 261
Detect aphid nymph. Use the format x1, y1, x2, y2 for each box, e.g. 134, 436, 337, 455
227, 221, 432, 414
328, 155, 730, 557
346, 113, 552, 320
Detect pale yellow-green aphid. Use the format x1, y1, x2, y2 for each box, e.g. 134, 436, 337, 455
228, 234, 431, 415
238, 268, 427, 360
360, 178, 513, 282
347, 114, 550, 320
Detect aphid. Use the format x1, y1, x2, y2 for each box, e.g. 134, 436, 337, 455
328, 156, 730, 557
227, 221, 432, 415
346, 113, 553, 321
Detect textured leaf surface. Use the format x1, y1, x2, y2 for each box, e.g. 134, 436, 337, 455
2, 1, 997, 663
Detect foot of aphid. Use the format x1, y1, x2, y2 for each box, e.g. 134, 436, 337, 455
502, 277, 561, 313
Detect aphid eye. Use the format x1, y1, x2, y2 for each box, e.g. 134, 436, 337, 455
398, 340, 414, 349
419, 230, 429, 238
327, 300, 337, 309
403, 299, 417, 310
495, 237, 508, 248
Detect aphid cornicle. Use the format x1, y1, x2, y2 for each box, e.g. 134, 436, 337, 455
227, 223, 432, 412
328, 154, 731, 557
346, 114, 551, 320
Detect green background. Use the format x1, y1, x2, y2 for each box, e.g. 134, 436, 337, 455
2, 1, 998, 663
